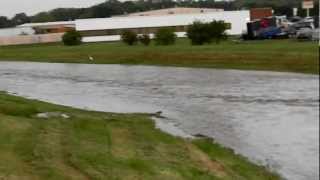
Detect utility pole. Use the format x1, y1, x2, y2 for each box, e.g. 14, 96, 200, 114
293, 8, 298, 16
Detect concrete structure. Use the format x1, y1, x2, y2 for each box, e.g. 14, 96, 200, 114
0, 27, 35, 37
123, 7, 224, 17
0, 21, 74, 46
19, 21, 75, 34
0, 33, 64, 46
76, 10, 250, 42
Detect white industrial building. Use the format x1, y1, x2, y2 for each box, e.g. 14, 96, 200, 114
1, 9, 249, 45
0, 27, 34, 37
19, 21, 75, 34
76, 10, 250, 42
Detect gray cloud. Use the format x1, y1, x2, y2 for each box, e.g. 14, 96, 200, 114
0, 0, 106, 17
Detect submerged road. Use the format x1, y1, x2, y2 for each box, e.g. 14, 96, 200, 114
0, 62, 318, 180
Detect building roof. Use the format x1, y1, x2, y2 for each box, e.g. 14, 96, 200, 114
18, 21, 75, 28
123, 7, 224, 17
76, 10, 249, 33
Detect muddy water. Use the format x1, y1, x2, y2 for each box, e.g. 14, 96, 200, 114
0, 62, 318, 180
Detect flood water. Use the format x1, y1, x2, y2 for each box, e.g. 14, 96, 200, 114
0, 62, 318, 180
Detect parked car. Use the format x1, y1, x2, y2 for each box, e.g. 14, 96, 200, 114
296, 28, 313, 40
312, 28, 319, 41
258, 27, 282, 39
286, 19, 315, 36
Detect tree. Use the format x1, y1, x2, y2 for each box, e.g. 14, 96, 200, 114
187, 20, 228, 45
154, 28, 177, 45
187, 20, 227, 45
121, 30, 138, 45
208, 20, 228, 44
11, 13, 30, 25
31, 12, 55, 22
187, 21, 212, 45
90, 0, 124, 18
62, 30, 82, 46
0, 16, 13, 28
138, 34, 151, 46
50, 8, 84, 21
122, 1, 140, 14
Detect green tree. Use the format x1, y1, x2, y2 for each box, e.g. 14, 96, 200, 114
31, 12, 55, 22
0, 16, 13, 28
50, 8, 84, 21
208, 20, 228, 44
187, 20, 228, 45
154, 28, 177, 45
121, 30, 138, 45
11, 13, 30, 25
62, 30, 82, 46
138, 34, 151, 46
187, 21, 212, 45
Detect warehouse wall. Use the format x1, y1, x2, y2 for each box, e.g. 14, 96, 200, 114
82, 32, 187, 43
0, 27, 35, 38
0, 33, 63, 46
77, 10, 250, 42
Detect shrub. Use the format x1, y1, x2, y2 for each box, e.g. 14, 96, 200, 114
138, 34, 151, 46
209, 20, 228, 44
187, 21, 211, 45
154, 28, 177, 45
62, 30, 82, 46
187, 20, 228, 45
121, 30, 138, 45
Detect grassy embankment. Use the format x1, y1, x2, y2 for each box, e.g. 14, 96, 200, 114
0, 39, 318, 74
0, 92, 280, 180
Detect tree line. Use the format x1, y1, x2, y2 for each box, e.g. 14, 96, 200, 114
1, 0, 319, 28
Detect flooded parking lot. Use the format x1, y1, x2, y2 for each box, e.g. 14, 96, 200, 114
0, 62, 318, 180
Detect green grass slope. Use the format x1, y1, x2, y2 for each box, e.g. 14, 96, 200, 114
0, 92, 280, 180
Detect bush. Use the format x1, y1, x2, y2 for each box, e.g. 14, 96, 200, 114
62, 30, 82, 46
187, 21, 212, 45
154, 28, 177, 45
138, 34, 151, 46
187, 20, 228, 45
121, 30, 138, 45
209, 20, 228, 44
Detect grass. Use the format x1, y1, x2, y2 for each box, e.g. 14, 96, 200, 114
0, 91, 281, 180
0, 39, 318, 74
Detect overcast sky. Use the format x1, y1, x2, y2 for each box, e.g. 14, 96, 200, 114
0, 0, 107, 17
